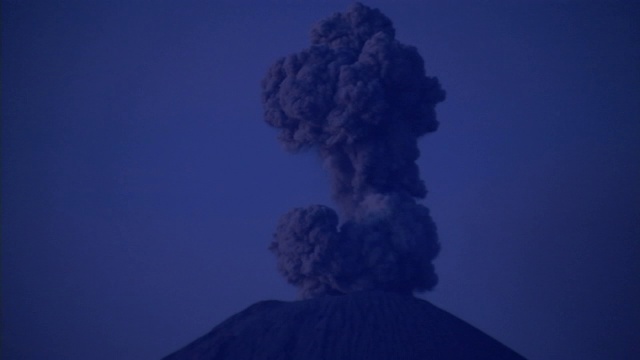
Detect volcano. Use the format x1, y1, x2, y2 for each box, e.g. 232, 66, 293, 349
164, 3, 527, 359
163, 291, 525, 359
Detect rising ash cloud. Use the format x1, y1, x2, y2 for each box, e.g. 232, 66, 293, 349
262, 3, 445, 299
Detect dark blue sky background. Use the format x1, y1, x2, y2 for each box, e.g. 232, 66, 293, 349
2, 1, 639, 359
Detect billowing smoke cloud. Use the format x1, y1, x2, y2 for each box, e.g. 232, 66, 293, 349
262, 3, 445, 299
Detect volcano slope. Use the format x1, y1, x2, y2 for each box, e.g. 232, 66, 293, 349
163, 291, 525, 360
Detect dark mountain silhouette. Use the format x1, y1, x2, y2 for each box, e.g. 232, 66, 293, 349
163, 291, 525, 359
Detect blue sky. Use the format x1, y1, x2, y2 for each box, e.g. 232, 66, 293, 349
3, 1, 639, 359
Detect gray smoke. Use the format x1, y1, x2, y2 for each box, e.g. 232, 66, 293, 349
262, 3, 445, 299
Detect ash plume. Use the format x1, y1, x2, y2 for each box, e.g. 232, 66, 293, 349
262, 3, 445, 299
